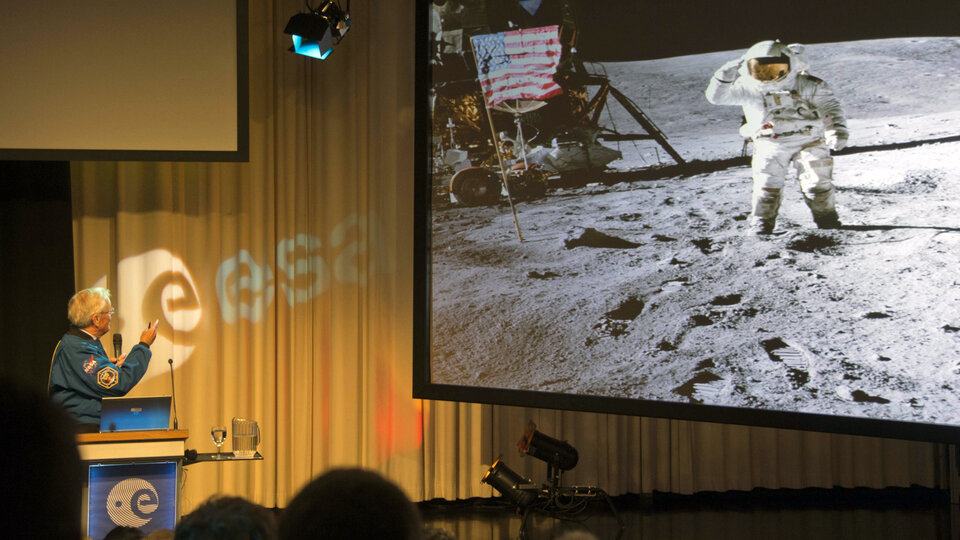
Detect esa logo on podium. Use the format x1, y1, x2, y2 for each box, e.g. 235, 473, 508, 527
88, 462, 177, 538
106, 478, 160, 527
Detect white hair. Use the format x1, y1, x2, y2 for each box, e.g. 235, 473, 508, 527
67, 287, 111, 327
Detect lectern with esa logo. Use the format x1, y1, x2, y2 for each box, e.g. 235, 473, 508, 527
76, 430, 188, 539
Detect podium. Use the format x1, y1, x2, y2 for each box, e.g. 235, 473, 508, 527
76, 430, 188, 539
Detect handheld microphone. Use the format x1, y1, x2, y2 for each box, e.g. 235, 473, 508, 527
168, 359, 180, 430
113, 334, 122, 359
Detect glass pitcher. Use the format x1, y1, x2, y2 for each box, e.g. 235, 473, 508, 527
231, 417, 260, 458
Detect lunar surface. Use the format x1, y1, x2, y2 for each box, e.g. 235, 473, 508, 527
429, 38, 960, 427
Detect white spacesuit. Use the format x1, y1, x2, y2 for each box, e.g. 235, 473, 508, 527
705, 40, 848, 234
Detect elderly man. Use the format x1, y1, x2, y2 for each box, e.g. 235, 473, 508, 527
49, 287, 158, 431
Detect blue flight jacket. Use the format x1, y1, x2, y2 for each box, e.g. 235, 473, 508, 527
49, 327, 152, 425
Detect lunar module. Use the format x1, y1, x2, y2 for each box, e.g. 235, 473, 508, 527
429, 0, 684, 207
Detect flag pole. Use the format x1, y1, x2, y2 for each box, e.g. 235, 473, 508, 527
471, 40, 524, 243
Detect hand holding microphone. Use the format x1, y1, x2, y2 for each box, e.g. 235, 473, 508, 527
111, 334, 126, 366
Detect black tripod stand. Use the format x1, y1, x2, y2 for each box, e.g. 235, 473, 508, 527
516, 460, 625, 540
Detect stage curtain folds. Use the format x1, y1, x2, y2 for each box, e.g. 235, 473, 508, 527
70, 0, 945, 512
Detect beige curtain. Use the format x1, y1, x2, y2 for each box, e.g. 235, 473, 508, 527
70, 0, 945, 513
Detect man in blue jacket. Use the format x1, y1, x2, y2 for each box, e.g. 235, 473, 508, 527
49, 287, 159, 431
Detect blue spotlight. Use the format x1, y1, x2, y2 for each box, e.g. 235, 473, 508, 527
284, 2, 351, 60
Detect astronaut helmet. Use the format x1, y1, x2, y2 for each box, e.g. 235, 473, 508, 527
744, 40, 791, 82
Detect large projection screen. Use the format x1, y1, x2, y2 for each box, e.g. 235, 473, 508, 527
414, 0, 960, 442
0, 0, 248, 162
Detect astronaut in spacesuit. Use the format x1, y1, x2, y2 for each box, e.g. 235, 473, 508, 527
706, 40, 848, 235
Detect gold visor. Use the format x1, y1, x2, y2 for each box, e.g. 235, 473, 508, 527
748, 58, 790, 82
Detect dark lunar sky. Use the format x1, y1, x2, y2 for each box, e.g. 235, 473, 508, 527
568, 0, 960, 61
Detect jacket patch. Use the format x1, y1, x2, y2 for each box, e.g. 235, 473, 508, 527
82, 355, 98, 375
97, 366, 119, 389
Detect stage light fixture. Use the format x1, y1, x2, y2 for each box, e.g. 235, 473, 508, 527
491, 422, 623, 538
284, 1, 351, 60
517, 421, 579, 471
480, 457, 539, 509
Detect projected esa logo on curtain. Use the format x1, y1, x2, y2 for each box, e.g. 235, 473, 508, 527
216, 214, 375, 323
87, 462, 177, 539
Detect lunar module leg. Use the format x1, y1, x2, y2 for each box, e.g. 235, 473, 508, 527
607, 86, 686, 165
573, 73, 685, 166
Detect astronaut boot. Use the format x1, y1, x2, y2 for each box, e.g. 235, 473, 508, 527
813, 210, 842, 230
748, 187, 781, 236
747, 217, 776, 236
803, 185, 840, 229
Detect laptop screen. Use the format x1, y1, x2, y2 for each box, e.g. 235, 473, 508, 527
100, 396, 172, 432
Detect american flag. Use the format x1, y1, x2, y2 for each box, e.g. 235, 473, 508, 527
470, 25, 563, 108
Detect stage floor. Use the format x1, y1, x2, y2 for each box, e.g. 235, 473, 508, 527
419, 487, 952, 539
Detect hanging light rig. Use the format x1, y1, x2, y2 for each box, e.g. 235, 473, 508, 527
284, 0, 351, 60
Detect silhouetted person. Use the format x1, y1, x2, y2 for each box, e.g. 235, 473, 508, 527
103, 525, 145, 540
279, 468, 424, 540
174, 496, 276, 540
0, 376, 83, 540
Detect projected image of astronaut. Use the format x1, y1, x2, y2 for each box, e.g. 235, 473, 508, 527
705, 40, 848, 235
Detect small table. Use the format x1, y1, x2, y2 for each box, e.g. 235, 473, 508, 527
184, 451, 264, 465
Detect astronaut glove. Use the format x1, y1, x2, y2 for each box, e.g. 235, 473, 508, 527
825, 129, 848, 151
716, 59, 743, 82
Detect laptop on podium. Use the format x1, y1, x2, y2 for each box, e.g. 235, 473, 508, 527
99, 396, 172, 432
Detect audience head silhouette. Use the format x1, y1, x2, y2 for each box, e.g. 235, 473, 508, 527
142, 530, 175, 540
103, 525, 145, 540
0, 376, 83, 540
279, 468, 424, 540
174, 496, 276, 540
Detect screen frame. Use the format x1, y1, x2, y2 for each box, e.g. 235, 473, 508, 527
411, 0, 960, 444
0, 0, 249, 163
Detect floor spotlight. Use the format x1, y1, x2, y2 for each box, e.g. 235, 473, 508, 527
498, 422, 624, 539
284, 1, 351, 60
517, 421, 579, 471
481, 457, 539, 509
